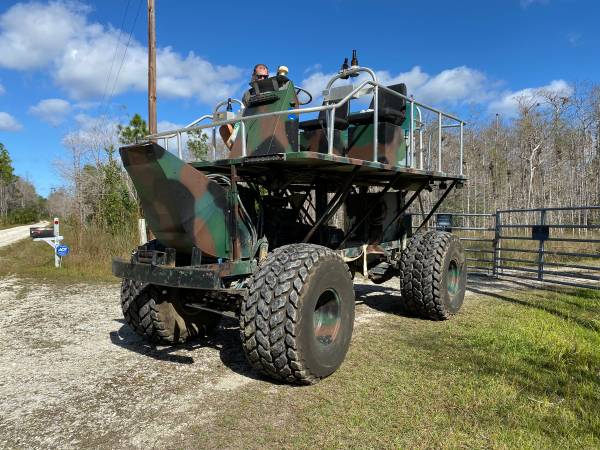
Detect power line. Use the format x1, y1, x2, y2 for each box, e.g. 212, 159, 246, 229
99, 0, 132, 113
104, 0, 144, 118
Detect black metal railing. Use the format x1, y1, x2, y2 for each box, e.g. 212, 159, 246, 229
412, 206, 600, 290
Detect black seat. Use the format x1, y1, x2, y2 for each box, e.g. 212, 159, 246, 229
250, 75, 290, 94
347, 83, 407, 126
299, 99, 349, 131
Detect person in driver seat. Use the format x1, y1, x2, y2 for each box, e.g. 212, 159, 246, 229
220, 63, 269, 149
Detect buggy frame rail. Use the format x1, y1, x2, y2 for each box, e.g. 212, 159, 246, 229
145, 66, 466, 176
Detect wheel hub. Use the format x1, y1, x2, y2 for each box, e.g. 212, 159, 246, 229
313, 289, 342, 346
447, 260, 461, 296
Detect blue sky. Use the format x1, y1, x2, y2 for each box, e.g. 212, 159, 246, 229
0, 0, 597, 197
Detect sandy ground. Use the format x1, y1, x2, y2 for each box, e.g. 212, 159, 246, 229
0, 222, 49, 248
0, 274, 512, 449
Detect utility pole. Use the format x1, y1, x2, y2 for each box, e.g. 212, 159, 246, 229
147, 0, 157, 135
142, 0, 156, 242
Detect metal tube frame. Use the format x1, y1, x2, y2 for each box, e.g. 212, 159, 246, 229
302, 167, 360, 243
437, 112, 442, 172
409, 98, 414, 168
336, 173, 404, 249
144, 70, 466, 174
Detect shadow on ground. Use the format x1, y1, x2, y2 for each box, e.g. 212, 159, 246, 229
353, 282, 419, 318
110, 275, 577, 382
109, 318, 274, 382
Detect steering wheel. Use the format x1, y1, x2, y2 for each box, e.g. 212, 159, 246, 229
295, 87, 313, 106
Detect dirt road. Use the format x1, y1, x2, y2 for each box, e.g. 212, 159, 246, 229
0, 222, 48, 248
0, 275, 506, 449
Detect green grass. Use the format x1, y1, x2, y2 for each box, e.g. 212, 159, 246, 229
188, 287, 600, 449
0, 222, 137, 282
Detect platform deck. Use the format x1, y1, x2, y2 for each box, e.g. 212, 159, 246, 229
192, 151, 466, 188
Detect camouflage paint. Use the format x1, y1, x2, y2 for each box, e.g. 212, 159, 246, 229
120, 142, 252, 259
299, 128, 348, 155
346, 122, 408, 166
230, 81, 299, 158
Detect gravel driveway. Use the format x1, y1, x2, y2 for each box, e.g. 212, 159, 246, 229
0, 275, 399, 449
0, 246, 532, 450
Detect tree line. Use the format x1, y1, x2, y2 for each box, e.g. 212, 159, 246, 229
420, 82, 600, 226
0, 143, 46, 225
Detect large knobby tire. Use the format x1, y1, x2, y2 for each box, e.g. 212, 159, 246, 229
120, 279, 220, 344
240, 244, 355, 384
399, 231, 467, 320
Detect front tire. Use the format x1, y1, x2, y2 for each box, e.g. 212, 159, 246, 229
399, 231, 467, 320
120, 280, 220, 344
240, 244, 355, 384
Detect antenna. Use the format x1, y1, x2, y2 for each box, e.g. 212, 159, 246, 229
339, 57, 350, 79
350, 49, 359, 67
350, 50, 359, 77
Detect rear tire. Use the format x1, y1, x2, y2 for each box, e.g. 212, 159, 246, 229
399, 231, 466, 320
120, 280, 220, 344
240, 244, 355, 384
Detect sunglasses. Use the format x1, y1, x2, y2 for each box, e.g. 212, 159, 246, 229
255, 74, 268, 80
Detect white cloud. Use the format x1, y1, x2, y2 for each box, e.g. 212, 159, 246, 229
488, 80, 573, 117
300, 65, 492, 106
520, 0, 549, 8
0, 83, 4, 95
0, 1, 88, 69
0, 1, 245, 103
29, 98, 72, 126
566, 31, 582, 46
303, 63, 322, 75
300, 71, 337, 101
300, 64, 574, 121
378, 65, 492, 105
0, 112, 23, 131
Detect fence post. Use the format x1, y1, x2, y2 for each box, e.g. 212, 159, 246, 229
493, 210, 500, 277
537, 209, 546, 281
53, 217, 60, 269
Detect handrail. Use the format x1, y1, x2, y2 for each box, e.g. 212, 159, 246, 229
147, 80, 464, 137
146, 75, 466, 173
325, 66, 378, 90
147, 114, 214, 160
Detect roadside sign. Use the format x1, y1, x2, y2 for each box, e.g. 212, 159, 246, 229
532, 225, 550, 241
436, 213, 453, 232
56, 244, 70, 257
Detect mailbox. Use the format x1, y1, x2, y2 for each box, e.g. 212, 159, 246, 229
30, 227, 55, 238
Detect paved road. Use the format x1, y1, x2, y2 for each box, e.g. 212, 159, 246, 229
0, 222, 48, 248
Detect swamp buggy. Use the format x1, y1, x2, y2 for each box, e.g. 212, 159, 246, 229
113, 56, 468, 384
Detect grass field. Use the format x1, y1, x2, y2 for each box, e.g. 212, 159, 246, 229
0, 222, 136, 282
188, 285, 600, 449
1, 224, 599, 447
